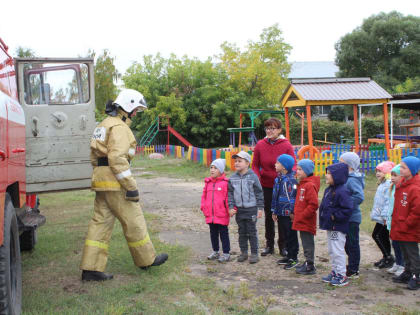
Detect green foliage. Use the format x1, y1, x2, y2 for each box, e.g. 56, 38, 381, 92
335, 11, 420, 91
89, 49, 120, 121
393, 76, 420, 93
328, 107, 346, 122
15, 46, 36, 57
123, 25, 291, 147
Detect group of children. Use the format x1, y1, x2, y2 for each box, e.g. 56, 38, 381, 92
200, 151, 420, 290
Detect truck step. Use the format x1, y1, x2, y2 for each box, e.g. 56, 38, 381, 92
19, 211, 46, 229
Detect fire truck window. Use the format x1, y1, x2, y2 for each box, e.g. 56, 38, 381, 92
23, 63, 90, 105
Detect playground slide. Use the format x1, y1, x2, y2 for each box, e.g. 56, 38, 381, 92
167, 125, 192, 147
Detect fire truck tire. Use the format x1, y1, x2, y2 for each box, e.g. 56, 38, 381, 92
19, 229, 37, 252
0, 194, 22, 315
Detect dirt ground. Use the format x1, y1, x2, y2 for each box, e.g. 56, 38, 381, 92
136, 170, 420, 315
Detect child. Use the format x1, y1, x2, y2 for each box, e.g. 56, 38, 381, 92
386, 164, 405, 276
201, 159, 231, 263
371, 161, 395, 269
339, 152, 365, 279
228, 151, 264, 264
292, 159, 320, 275
319, 163, 353, 286
271, 154, 299, 270
390, 156, 420, 290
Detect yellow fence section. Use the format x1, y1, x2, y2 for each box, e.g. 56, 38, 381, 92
314, 153, 334, 176
144, 146, 155, 155
389, 148, 402, 165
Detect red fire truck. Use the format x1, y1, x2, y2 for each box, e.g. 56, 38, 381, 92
0, 38, 96, 314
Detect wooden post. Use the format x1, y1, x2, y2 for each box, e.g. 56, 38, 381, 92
383, 103, 390, 156
239, 113, 243, 148
353, 104, 359, 153
306, 105, 314, 159
284, 107, 290, 140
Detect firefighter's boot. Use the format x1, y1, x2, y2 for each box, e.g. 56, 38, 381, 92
82, 270, 113, 282
140, 253, 168, 270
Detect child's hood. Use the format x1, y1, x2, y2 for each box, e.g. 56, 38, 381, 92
205, 173, 228, 183
300, 175, 321, 193
349, 171, 365, 189
327, 163, 349, 186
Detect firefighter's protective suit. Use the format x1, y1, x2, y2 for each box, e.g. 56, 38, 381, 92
80, 108, 156, 271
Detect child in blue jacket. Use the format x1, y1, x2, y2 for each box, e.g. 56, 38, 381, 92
319, 163, 353, 287
271, 154, 298, 269
339, 152, 365, 279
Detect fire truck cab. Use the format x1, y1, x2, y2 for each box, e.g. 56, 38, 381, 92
0, 38, 96, 314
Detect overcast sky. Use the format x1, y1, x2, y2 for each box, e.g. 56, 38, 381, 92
1, 0, 419, 75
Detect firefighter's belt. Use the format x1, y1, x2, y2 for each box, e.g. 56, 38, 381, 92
98, 157, 109, 166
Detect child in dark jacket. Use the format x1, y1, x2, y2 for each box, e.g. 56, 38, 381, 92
320, 163, 353, 287
390, 156, 420, 290
339, 152, 365, 279
292, 159, 320, 275
201, 159, 231, 263
271, 154, 299, 270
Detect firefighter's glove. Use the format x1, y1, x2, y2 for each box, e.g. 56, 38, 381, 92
126, 190, 140, 202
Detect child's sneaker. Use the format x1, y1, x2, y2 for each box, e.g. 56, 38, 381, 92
322, 270, 336, 283
346, 270, 359, 279
331, 273, 349, 287
387, 263, 398, 274
374, 257, 385, 267
249, 254, 259, 264
392, 270, 411, 283
377, 255, 394, 269
394, 265, 405, 276
296, 261, 316, 275
284, 259, 298, 270
237, 253, 248, 262
407, 273, 419, 291
207, 252, 219, 260
277, 257, 289, 265
218, 253, 230, 263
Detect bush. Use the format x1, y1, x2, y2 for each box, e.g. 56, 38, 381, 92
328, 107, 346, 122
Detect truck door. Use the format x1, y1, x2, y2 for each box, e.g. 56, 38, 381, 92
15, 58, 96, 193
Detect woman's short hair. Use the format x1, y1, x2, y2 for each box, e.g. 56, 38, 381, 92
264, 117, 282, 129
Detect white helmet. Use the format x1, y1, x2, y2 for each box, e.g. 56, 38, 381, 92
114, 89, 147, 113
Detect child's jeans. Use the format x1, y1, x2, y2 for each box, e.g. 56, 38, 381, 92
327, 230, 347, 276
300, 231, 315, 264
236, 208, 258, 254
399, 241, 419, 274
372, 223, 391, 257
209, 223, 230, 254
392, 240, 404, 266
345, 222, 360, 272
277, 216, 298, 260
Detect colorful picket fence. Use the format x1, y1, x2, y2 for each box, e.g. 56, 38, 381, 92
137, 144, 420, 176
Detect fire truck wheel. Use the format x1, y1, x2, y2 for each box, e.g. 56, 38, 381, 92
0, 194, 22, 315
19, 229, 37, 251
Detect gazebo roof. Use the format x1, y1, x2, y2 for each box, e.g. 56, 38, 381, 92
281, 78, 392, 107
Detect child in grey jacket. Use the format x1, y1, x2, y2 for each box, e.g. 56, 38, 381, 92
228, 151, 264, 264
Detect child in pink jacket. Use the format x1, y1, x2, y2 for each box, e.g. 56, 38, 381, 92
201, 159, 231, 263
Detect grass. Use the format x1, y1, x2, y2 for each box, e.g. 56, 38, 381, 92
21, 183, 269, 314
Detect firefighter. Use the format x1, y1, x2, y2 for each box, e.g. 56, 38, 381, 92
80, 89, 168, 281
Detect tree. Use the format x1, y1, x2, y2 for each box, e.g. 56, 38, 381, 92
328, 106, 346, 122
89, 49, 120, 120
219, 24, 291, 105
335, 11, 420, 91
15, 47, 36, 57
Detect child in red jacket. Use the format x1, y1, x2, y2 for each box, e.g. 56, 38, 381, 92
292, 159, 320, 275
201, 159, 231, 263
390, 156, 420, 290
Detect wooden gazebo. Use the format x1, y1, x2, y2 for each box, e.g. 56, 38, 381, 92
280, 78, 392, 157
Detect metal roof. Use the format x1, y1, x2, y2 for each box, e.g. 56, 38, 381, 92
290, 78, 392, 101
